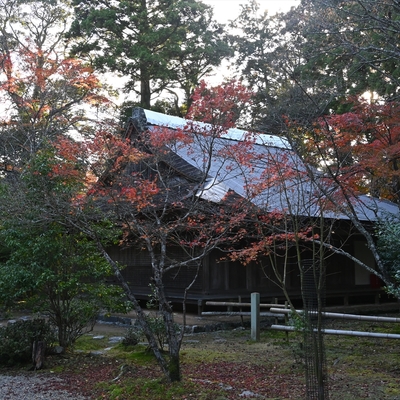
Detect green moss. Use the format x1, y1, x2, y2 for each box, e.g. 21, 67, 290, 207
110, 344, 157, 365
384, 383, 400, 396
97, 378, 226, 400
74, 335, 109, 351
49, 365, 65, 373
180, 347, 236, 363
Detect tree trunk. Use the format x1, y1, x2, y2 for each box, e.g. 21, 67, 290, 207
302, 260, 329, 400
154, 273, 182, 382
95, 242, 173, 380
32, 340, 46, 370
140, 73, 151, 109
164, 312, 182, 382
168, 353, 181, 382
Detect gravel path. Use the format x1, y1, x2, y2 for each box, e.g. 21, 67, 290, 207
0, 373, 90, 399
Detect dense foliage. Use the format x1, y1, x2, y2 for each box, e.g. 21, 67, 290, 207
0, 0, 123, 349
377, 220, 400, 297
68, 0, 232, 111
0, 319, 56, 366
229, 0, 400, 132
0, 146, 127, 348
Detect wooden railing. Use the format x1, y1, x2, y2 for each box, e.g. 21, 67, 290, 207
201, 293, 288, 341
202, 294, 400, 340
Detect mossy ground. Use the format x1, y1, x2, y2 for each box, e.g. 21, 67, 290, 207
2, 314, 400, 399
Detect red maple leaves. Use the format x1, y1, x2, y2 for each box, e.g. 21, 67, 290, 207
308, 97, 400, 203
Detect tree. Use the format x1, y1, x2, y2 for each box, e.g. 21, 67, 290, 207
231, 0, 400, 134
307, 97, 400, 204
225, 131, 335, 398
266, 52, 400, 400
68, 0, 232, 110
291, 0, 400, 106
278, 99, 400, 395
0, 0, 110, 170
0, 0, 120, 348
297, 0, 400, 101
0, 145, 126, 348
229, 1, 304, 133
280, 96, 400, 297
30, 80, 250, 382
229, 0, 340, 134
214, 94, 400, 399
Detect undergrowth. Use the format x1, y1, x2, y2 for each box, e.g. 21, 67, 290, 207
2, 314, 400, 399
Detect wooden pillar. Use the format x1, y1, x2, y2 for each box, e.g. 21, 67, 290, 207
251, 292, 260, 341
284, 301, 289, 342
197, 299, 204, 316
239, 296, 244, 327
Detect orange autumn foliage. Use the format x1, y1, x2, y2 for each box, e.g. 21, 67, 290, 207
307, 97, 400, 203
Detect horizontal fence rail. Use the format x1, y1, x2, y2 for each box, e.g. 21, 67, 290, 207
270, 308, 400, 323
201, 294, 400, 340
201, 311, 278, 317
202, 294, 287, 341
271, 325, 400, 339
205, 301, 286, 308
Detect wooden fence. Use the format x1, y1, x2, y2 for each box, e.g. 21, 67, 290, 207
201, 292, 400, 341
202, 292, 287, 341
270, 307, 400, 339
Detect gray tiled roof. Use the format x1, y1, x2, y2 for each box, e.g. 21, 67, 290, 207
140, 108, 399, 222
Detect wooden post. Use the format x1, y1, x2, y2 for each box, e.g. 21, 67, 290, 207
197, 299, 203, 316
238, 296, 244, 327
284, 301, 289, 342
274, 298, 279, 325
251, 292, 260, 341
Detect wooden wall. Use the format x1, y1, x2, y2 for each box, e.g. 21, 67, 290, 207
106, 237, 387, 307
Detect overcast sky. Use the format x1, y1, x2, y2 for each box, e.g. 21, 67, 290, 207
204, 0, 300, 23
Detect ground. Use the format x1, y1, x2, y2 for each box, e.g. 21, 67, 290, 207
2, 306, 400, 399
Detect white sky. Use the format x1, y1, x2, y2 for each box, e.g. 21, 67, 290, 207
204, 0, 300, 23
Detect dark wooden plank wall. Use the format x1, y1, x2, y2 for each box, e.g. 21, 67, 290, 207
106, 240, 388, 306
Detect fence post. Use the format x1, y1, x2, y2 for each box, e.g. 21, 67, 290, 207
284, 301, 289, 342
251, 292, 260, 341
238, 296, 244, 327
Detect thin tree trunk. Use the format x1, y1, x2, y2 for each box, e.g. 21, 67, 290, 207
153, 272, 182, 382
94, 241, 173, 380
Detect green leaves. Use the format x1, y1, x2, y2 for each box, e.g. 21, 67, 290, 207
69, 0, 231, 108
0, 142, 125, 346
376, 219, 400, 296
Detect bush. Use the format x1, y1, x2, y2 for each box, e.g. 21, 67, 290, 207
123, 314, 180, 350
47, 297, 100, 349
144, 314, 170, 349
122, 326, 142, 346
0, 319, 56, 366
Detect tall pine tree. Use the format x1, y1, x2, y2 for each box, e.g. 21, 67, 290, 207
68, 0, 232, 110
